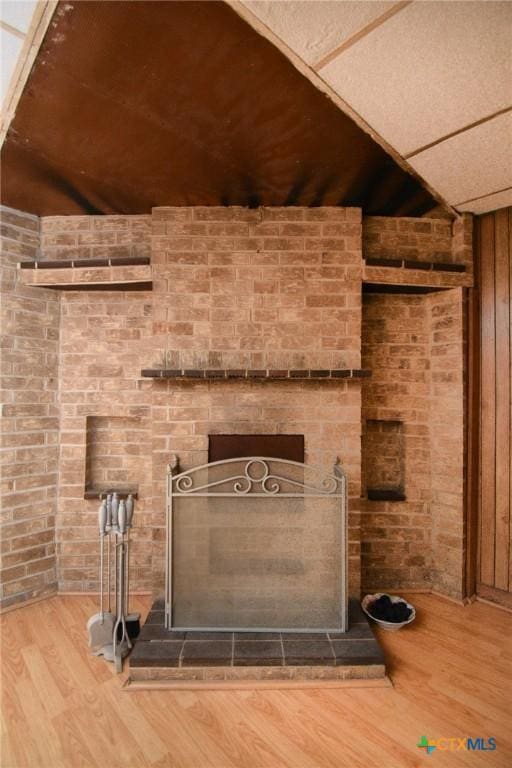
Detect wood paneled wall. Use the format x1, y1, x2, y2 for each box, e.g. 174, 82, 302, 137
476, 207, 512, 608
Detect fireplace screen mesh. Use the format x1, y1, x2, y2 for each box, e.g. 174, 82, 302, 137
166, 458, 347, 632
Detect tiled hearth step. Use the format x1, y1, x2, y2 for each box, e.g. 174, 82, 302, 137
127, 599, 386, 688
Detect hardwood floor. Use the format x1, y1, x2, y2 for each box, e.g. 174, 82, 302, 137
1, 593, 511, 767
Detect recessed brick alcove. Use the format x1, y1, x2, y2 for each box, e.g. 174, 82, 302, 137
84, 415, 143, 498
0, 204, 471, 610
364, 419, 405, 501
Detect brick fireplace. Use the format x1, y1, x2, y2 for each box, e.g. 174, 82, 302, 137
146, 205, 364, 599
0, 204, 472, 610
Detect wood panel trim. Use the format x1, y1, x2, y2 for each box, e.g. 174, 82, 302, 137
476, 583, 512, 611
0, 20, 26, 39
494, 209, 511, 590
405, 106, 512, 160
312, 2, 412, 71
509, 207, 512, 590
124, 678, 393, 691
0, 1, 57, 145
465, 220, 480, 597
478, 213, 496, 585
455, 185, 512, 208
476, 207, 512, 603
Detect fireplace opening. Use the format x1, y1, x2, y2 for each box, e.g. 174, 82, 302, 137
208, 434, 304, 463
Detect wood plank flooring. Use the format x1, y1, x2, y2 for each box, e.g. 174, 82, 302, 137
1, 593, 511, 767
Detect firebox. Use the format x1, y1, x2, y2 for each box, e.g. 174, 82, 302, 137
208, 434, 304, 463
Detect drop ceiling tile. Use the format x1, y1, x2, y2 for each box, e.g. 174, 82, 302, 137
457, 188, 512, 215
409, 112, 512, 208
320, 1, 512, 155
1, 27, 23, 104
242, 0, 396, 66
1, 0, 36, 33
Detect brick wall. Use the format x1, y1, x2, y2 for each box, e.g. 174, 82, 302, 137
40, 215, 151, 261
0, 206, 60, 610
363, 216, 453, 264
150, 206, 364, 596
451, 213, 473, 271
361, 293, 433, 591
151, 206, 362, 369
50, 206, 364, 597
428, 288, 465, 599
1, 204, 470, 607
361, 288, 466, 598
57, 290, 153, 592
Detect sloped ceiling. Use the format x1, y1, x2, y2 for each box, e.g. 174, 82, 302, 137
3, 1, 510, 217
0, 0, 440, 216
238, 0, 512, 214
1, 1, 38, 104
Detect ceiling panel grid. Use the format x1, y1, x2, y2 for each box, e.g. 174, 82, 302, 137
241, 0, 512, 214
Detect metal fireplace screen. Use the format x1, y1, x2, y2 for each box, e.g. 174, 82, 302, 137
165, 457, 348, 633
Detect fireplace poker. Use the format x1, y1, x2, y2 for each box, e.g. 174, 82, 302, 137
113, 500, 131, 673
124, 493, 141, 639
106, 493, 112, 614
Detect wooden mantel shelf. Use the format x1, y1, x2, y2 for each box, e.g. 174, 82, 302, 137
364, 256, 466, 273
141, 368, 372, 381
363, 256, 473, 289
18, 257, 152, 290
84, 488, 138, 500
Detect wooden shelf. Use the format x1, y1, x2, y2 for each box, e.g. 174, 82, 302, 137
363, 256, 473, 290
84, 488, 138, 500
141, 368, 371, 381
19, 257, 151, 290
364, 256, 466, 273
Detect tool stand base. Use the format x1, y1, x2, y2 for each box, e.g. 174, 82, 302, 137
95, 641, 130, 673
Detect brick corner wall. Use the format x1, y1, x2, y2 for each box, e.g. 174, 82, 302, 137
0, 206, 59, 610
363, 211, 473, 271
361, 285, 466, 599
361, 292, 433, 592
428, 287, 466, 600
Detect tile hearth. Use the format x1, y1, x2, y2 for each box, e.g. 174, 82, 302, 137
127, 599, 386, 686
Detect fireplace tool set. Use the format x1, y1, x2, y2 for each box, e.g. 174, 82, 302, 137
86, 493, 140, 673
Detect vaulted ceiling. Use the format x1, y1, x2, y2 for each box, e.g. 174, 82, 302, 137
0, 1, 510, 217
238, 0, 512, 215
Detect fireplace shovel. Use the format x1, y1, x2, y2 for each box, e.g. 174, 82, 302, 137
86, 498, 115, 652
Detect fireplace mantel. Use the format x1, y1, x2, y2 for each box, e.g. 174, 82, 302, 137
141, 368, 371, 381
